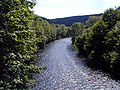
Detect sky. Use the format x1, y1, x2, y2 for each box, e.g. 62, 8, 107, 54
33, 0, 120, 19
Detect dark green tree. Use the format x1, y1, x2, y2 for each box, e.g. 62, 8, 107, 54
71, 7, 120, 73
85, 16, 99, 28
0, 0, 45, 89
71, 22, 85, 43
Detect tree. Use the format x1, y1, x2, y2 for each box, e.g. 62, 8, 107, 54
85, 16, 99, 28
0, 0, 44, 89
102, 8, 120, 29
71, 22, 85, 43
71, 7, 120, 73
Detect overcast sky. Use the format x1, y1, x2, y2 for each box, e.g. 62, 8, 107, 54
33, 0, 120, 19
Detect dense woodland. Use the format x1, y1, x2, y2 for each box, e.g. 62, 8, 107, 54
70, 7, 120, 78
49, 14, 102, 26
0, 0, 69, 89
1, 0, 120, 89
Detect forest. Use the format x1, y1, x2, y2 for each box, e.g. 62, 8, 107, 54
49, 14, 102, 26
70, 7, 120, 78
1, 0, 120, 89
0, 0, 69, 89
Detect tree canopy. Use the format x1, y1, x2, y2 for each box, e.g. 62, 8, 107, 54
0, 0, 69, 89
70, 7, 120, 77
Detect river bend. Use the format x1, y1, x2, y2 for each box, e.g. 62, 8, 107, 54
32, 38, 120, 90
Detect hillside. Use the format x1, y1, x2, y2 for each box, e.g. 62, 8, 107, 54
49, 14, 102, 26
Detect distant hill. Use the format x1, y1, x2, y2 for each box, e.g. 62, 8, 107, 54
49, 14, 102, 26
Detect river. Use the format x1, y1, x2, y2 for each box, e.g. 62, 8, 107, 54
32, 38, 120, 90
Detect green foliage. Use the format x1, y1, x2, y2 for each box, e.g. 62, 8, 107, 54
85, 20, 110, 68
85, 16, 99, 28
104, 21, 120, 76
33, 15, 57, 48
71, 22, 85, 43
0, 0, 42, 89
70, 7, 120, 76
102, 8, 120, 29
52, 24, 69, 39
0, 0, 67, 89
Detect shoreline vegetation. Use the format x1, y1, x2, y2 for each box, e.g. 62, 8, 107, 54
1, 0, 120, 89
0, 0, 69, 89
70, 7, 120, 79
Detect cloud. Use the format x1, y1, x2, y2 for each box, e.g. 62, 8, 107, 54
33, 0, 120, 19
33, 7, 104, 19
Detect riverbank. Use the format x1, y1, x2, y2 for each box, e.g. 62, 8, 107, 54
31, 38, 120, 90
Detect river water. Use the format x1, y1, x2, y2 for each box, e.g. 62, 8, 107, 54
32, 38, 120, 90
